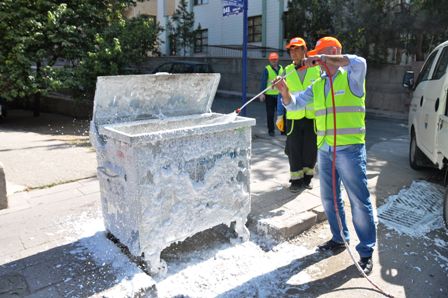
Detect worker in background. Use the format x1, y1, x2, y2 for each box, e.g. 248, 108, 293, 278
274, 37, 376, 275
276, 37, 320, 192
259, 52, 283, 136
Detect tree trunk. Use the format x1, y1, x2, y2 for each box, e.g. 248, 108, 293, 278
33, 92, 40, 117
33, 61, 41, 117
415, 32, 424, 61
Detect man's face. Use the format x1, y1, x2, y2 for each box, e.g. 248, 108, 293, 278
289, 46, 306, 64
270, 59, 278, 67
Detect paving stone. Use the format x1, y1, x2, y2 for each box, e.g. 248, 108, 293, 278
312, 205, 327, 223
256, 209, 317, 240
0, 162, 7, 210
77, 181, 100, 195
25, 181, 84, 199
0, 272, 30, 297
25, 285, 60, 298
282, 193, 322, 214
0, 236, 24, 256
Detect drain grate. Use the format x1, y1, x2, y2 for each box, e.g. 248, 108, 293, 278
378, 180, 444, 236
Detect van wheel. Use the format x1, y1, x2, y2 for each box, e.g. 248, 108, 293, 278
444, 189, 448, 229
409, 128, 424, 170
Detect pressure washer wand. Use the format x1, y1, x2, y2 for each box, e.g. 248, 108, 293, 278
235, 64, 306, 114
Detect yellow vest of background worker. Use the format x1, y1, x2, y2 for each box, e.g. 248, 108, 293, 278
265, 65, 284, 95
312, 69, 366, 148
284, 64, 320, 119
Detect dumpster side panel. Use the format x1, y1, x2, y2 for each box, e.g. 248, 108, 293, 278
133, 127, 252, 266
96, 141, 143, 255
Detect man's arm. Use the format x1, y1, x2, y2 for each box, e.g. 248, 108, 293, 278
274, 78, 314, 110
306, 54, 366, 97
260, 68, 268, 91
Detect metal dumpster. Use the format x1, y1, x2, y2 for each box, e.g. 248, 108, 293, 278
90, 73, 255, 273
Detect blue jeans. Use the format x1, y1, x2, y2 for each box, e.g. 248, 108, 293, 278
318, 144, 376, 258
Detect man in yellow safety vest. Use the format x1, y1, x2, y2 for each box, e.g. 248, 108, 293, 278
277, 37, 320, 192
275, 37, 376, 276
259, 52, 283, 136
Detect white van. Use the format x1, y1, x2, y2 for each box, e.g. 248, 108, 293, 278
404, 40, 448, 227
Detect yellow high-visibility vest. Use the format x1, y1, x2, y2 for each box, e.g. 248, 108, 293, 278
265, 65, 284, 95
312, 69, 366, 148
284, 64, 320, 119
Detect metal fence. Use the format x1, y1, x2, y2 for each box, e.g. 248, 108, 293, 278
193, 45, 288, 59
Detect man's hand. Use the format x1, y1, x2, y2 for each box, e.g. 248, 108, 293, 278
276, 117, 285, 132
272, 76, 287, 93
259, 94, 265, 102
303, 55, 323, 68
272, 76, 292, 105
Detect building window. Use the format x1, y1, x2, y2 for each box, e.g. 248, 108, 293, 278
194, 0, 208, 5
248, 16, 262, 42
194, 29, 208, 53
141, 14, 157, 25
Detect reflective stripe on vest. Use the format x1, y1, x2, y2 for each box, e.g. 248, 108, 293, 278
285, 64, 320, 119
312, 70, 366, 147
314, 106, 366, 116
265, 65, 284, 95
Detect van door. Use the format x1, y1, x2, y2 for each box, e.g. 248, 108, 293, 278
432, 47, 448, 162
438, 104, 448, 161
412, 49, 440, 158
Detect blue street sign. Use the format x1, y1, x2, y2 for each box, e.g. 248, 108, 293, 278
222, 0, 244, 17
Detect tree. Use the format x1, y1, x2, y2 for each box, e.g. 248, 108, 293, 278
284, 0, 448, 63
168, 0, 195, 56
72, 15, 161, 101
284, 0, 334, 47
0, 0, 160, 116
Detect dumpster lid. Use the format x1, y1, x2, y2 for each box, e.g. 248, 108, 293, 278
92, 73, 220, 126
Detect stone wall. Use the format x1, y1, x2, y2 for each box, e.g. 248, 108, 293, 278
12, 57, 423, 119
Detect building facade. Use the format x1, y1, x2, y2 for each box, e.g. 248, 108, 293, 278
127, 0, 289, 57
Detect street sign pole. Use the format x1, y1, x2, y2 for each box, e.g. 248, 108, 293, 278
241, 0, 248, 116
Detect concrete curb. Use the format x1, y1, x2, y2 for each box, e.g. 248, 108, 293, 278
0, 162, 7, 210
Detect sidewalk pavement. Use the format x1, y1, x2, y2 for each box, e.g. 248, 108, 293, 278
1, 95, 400, 297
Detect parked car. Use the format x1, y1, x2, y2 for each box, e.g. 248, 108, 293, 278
152, 61, 214, 74
403, 40, 448, 227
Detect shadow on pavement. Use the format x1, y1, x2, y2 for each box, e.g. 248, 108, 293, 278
215, 249, 384, 297
0, 232, 153, 297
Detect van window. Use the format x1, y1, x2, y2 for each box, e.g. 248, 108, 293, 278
415, 50, 438, 87
432, 47, 448, 80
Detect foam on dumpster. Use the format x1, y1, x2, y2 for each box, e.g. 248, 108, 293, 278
90, 73, 256, 274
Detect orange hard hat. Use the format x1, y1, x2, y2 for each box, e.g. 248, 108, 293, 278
286, 37, 307, 49
308, 36, 342, 56
268, 52, 279, 61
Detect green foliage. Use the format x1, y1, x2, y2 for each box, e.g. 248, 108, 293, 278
285, 0, 448, 63
168, 0, 195, 56
0, 0, 161, 103
72, 16, 162, 100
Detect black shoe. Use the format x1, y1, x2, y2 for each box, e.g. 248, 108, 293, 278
303, 175, 313, 189
358, 256, 373, 275
289, 179, 303, 193
269, 131, 275, 137
317, 239, 347, 253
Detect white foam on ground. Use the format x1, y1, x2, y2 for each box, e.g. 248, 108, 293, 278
377, 180, 445, 237
155, 240, 314, 297
61, 213, 155, 297
61, 212, 316, 297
